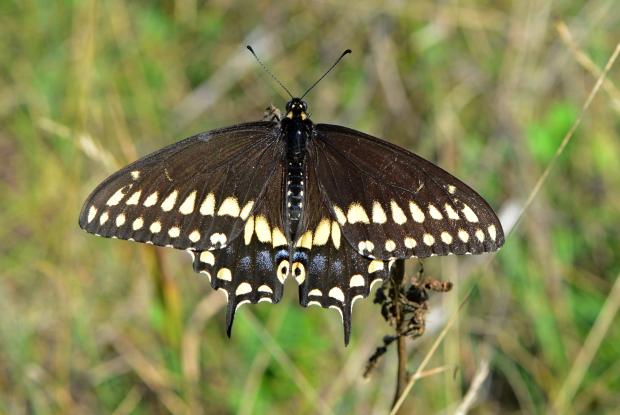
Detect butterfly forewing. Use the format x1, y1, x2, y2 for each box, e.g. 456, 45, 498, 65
311, 124, 504, 260
79, 122, 282, 250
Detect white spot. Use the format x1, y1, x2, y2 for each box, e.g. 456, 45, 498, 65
292, 262, 306, 284
236, 300, 251, 310
200, 251, 215, 265
217, 268, 232, 281
254, 215, 271, 243
488, 224, 497, 241
358, 240, 375, 253
475, 229, 485, 242
385, 240, 396, 252
149, 221, 161, 234
391, 200, 408, 224
168, 226, 180, 238
143, 192, 158, 207
308, 289, 322, 296
87, 206, 97, 223
347, 203, 370, 224
277, 260, 289, 283
329, 287, 345, 302
161, 190, 178, 212
372, 201, 387, 224
187, 249, 195, 261
330, 305, 344, 321
349, 274, 365, 287
333, 205, 347, 225
404, 237, 417, 249
461, 204, 479, 223
189, 230, 201, 242
272, 227, 288, 247
99, 211, 109, 225
258, 284, 273, 294
428, 204, 443, 219
296, 230, 313, 250
115, 213, 126, 227
126, 190, 141, 205
308, 301, 322, 307
313, 218, 331, 246
441, 231, 453, 244
445, 203, 460, 220
409, 201, 425, 223
258, 297, 273, 303
199, 193, 216, 215
217, 196, 240, 217
200, 270, 211, 282
368, 260, 384, 273
210, 233, 227, 246
132, 217, 144, 230
179, 191, 197, 215
458, 229, 469, 242
106, 187, 126, 206
236, 282, 252, 296
423, 233, 435, 246
331, 222, 341, 249
131, 170, 140, 180
244, 216, 254, 245
239, 201, 254, 220
447, 185, 457, 194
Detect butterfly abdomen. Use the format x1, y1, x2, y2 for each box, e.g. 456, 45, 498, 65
283, 111, 312, 239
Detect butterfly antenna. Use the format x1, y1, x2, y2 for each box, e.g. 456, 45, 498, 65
301, 49, 351, 99
247, 45, 294, 99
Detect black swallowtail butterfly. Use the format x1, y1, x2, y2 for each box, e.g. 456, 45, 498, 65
79, 48, 504, 345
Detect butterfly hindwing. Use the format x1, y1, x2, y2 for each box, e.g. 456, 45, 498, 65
293, 161, 391, 345
79, 122, 282, 250
191, 161, 289, 335
311, 124, 504, 261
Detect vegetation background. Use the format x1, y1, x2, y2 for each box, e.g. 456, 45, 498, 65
1, 1, 619, 414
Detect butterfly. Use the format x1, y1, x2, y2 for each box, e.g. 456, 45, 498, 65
79, 47, 504, 345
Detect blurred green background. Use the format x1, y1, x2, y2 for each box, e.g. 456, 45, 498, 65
1, 1, 620, 414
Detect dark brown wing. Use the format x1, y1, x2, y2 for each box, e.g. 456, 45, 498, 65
79, 121, 283, 251
292, 157, 391, 345
310, 123, 504, 260
191, 160, 289, 335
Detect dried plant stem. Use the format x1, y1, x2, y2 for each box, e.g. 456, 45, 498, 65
390, 260, 408, 410
150, 247, 182, 349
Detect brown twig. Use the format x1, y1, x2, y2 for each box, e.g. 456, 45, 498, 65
364, 260, 453, 413
391, 260, 407, 409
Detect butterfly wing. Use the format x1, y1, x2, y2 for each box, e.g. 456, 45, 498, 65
79, 121, 283, 251
292, 158, 391, 345
310, 124, 504, 260
191, 160, 290, 335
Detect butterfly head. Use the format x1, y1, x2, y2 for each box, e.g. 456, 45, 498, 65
285, 98, 308, 120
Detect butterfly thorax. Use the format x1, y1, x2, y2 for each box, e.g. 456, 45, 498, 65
282, 98, 312, 240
